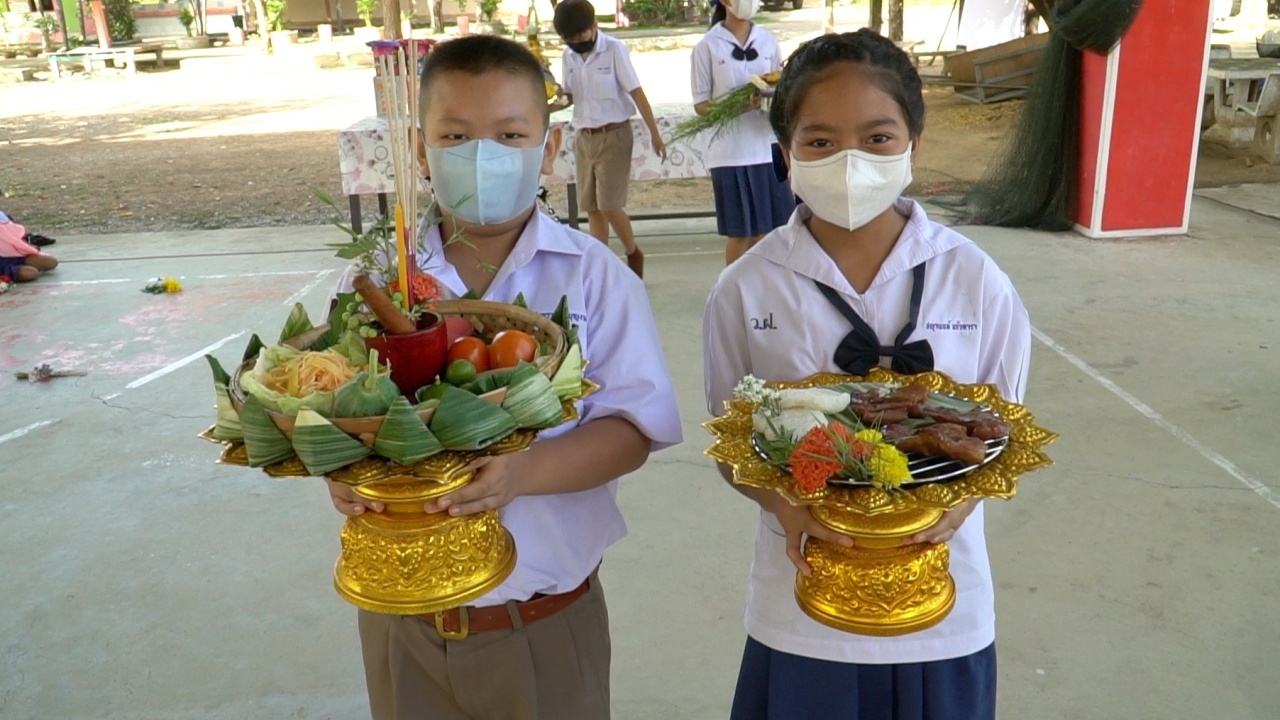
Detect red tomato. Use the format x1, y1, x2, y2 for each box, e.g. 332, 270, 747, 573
445, 317, 475, 344
447, 336, 490, 372
489, 330, 538, 369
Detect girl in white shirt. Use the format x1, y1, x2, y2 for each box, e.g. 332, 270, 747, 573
691, 0, 795, 264
703, 30, 1031, 720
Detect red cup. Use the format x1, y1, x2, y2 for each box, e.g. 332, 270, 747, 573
364, 312, 448, 398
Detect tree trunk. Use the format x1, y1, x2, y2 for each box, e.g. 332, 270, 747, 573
51, 2, 70, 49
869, 0, 883, 34
431, 0, 442, 32
251, 0, 270, 50
887, 0, 902, 41
823, 0, 835, 33
384, 0, 402, 37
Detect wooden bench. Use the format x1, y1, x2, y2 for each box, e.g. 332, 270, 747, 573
46, 43, 167, 80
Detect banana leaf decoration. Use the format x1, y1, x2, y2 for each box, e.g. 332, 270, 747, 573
205, 354, 243, 442
374, 396, 444, 464
239, 395, 297, 468
429, 385, 519, 450
502, 361, 564, 429
292, 409, 373, 475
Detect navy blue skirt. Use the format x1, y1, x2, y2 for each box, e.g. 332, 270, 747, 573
729, 637, 997, 720
710, 160, 796, 238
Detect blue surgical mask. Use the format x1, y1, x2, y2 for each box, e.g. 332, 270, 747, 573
425, 136, 547, 225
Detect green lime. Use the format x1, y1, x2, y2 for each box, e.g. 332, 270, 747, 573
444, 359, 478, 386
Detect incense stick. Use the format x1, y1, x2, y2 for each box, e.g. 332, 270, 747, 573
374, 41, 421, 312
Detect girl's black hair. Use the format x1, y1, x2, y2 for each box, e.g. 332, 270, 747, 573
768, 29, 925, 147
709, 0, 726, 27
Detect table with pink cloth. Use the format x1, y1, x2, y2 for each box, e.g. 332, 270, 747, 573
337, 107, 712, 230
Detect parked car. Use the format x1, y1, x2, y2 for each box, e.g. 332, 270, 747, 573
761, 0, 803, 10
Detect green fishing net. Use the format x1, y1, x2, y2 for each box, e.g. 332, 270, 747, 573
956, 0, 1145, 230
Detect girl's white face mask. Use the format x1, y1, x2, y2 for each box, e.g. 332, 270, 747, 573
729, 0, 759, 20
788, 144, 914, 231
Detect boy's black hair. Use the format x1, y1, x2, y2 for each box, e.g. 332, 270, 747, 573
419, 36, 550, 126
553, 0, 596, 38
768, 29, 925, 147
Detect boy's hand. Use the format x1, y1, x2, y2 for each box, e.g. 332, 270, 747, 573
325, 478, 385, 517
763, 495, 854, 576
908, 498, 979, 544
425, 455, 520, 516
652, 134, 668, 162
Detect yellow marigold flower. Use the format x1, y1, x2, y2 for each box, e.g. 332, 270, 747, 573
854, 428, 884, 444
869, 444, 911, 490
162, 278, 183, 293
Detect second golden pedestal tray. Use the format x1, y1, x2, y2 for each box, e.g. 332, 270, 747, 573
705, 368, 1057, 636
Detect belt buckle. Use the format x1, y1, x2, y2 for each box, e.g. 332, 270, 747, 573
434, 608, 469, 640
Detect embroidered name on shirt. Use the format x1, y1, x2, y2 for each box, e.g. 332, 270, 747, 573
925, 321, 979, 332
751, 313, 776, 331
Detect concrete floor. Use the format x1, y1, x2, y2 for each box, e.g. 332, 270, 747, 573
2, 192, 1278, 719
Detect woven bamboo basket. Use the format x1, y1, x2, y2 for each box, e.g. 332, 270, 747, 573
228, 299, 571, 440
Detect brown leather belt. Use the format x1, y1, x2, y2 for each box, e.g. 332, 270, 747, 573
579, 121, 628, 135
420, 577, 590, 640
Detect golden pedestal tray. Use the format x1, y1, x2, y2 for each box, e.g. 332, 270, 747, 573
202, 380, 596, 616
704, 368, 1057, 636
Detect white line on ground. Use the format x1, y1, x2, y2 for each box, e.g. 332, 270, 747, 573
42, 270, 326, 287
282, 269, 335, 306
1033, 327, 1280, 511
0, 420, 57, 446
125, 332, 246, 390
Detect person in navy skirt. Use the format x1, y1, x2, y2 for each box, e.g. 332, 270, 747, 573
703, 31, 1033, 720
691, 0, 795, 264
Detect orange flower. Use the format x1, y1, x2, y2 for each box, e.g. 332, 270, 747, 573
789, 425, 843, 493
411, 273, 441, 307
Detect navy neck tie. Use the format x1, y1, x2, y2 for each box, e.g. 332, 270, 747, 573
815, 262, 935, 376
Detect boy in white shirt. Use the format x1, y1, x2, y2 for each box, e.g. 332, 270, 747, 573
327, 35, 683, 720
553, 0, 666, 278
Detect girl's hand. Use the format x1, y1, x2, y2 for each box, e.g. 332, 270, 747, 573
426, 455, 520, 516
908, 498, 980, 544
765, 497, 855, 576
325, 478, 384, 517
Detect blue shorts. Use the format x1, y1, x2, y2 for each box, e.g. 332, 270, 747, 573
0, 257, 27, 279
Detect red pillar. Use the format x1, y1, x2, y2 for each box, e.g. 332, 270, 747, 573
1074, 0, 1213, 237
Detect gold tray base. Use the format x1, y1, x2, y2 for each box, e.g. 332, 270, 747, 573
332, 474, 517, 615
797, 538, 955, 637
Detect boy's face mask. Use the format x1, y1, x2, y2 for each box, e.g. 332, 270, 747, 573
567, 34, 596, 54
425, 135, 548, 226
788, 144, 914, 231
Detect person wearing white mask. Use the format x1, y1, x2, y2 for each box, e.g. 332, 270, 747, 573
703, 31, 1030, 720
329, 36, 683, 720
692, 0, 795, 264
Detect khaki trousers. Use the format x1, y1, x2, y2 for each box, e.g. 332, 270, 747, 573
574, 124, 633, 213
358, 576, 611, 720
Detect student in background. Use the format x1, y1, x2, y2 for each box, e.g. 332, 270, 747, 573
692, 0, 795, 264
554, 0, 667, 278
0, 211, 57, 283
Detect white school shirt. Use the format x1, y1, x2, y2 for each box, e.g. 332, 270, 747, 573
560, 32, 642, 129
333, 210, 683, 605
690, 22, 781, 169
703, 200, 1031, 664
